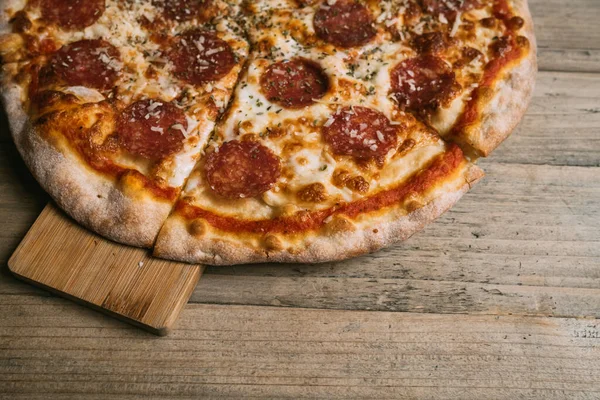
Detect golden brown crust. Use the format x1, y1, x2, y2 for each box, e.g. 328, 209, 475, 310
154, 164, 484, 265
453, 0, 537, 157
1, 66, 172, 248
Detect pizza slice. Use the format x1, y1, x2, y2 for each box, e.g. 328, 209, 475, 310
245, 0, 536, 156
154, 0, 485, 264
0, 0, 249, 247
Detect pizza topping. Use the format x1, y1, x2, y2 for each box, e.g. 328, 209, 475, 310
295, 0, 319, 7
506, 16, 525, 31
346, 176, 370, 194
153, 0, 213, 22
260, 59, 329, 109
314, 0, 377, 48
117, 99, 187, 160
490, 36, 513, 57
41, 0, 105, 30
205, 141, 281, 199
297, 183, 328, 203
421, 0, 480, 17
11, 11, 32, 33
390, 55, 460, 112
412, 32, 446, 54
47, 40, 121, 91
168, 29, 236, 85
322, 106, 399, 160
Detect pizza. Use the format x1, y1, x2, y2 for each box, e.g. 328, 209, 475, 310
0, 0, 536, 265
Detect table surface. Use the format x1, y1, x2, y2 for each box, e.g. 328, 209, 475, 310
1, 0, 600, 398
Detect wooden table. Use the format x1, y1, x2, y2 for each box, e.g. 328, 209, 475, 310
1, 0, 599, 397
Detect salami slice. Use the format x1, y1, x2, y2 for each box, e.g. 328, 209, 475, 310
313, 0, 376, 48
168, 30, 236, 85
153, 0, 213, 22
421, 0, 481, 16
41, 0, 105, 30
260, 59, 329, 109
322, 106, 399, 159
390, 55, 460, 112
117, 99, 187, 160
205, 140, 281, 199
48, 39, 120, 91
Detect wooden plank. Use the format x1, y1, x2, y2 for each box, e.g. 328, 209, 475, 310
538, 49, 600, 74
531, 0, 600, 51
7, 205, 203, 335
500, 71, 600, 167
531, 0, 600, 72
0, 302, 599, 399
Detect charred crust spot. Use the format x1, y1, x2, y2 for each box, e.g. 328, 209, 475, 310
405, 199, 425, 212
297, 183, 327, 203
119, 170, 145, 194
477, 86, 494, 102
507, 16, 525, 31
412, 32, 446, 55
188, 219, 207, 237
145, 65, 159, 80
463, 46, 483, 62
294, 0, 318, 6
333, 169, 351, 188
11, 11, 32, 33
480, 17, 496, 28
490, 36, 513, 57
516, 35, 530, 49
397, 139, 416, 156
264, 235, 283, 251
346, 176, 370, 194
462, 19, 475, 31
325, 216, 355, 234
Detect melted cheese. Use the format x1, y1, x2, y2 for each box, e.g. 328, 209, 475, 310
7, 0, 249, 189
177, 0, 513, 219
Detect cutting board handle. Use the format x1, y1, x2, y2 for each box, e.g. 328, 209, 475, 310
8, 204, 203, 335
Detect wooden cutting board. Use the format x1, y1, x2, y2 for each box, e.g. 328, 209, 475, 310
7, 203, 203, 335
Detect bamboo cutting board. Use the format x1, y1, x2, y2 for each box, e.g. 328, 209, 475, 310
7, 203, 203, 335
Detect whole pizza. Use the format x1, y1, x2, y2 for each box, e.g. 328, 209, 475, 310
0, 0, 536, 265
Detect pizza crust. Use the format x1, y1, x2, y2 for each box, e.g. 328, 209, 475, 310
454, 0, 537, 157
154, 164, 484, 265
1, 70, 173, 248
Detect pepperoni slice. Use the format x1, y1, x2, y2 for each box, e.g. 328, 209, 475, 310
322, 106, 399, 159
390, 55, 460, 112
47, 40, 120, 91
421, 0, 480, 16
152, 0, 214, 22
313, 0, 377, 48
117, 99, 187, 160
41, 0, 105, 30
205, 141, 281, 199
260, 59, 329, 109
168, 30, 236, 85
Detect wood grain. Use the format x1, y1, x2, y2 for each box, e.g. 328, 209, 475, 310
7, 205, 202, 335
0, 0, 599, 396
1, 303, 599, 399
195, 163, 600, 316
533, 0, 600, 72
